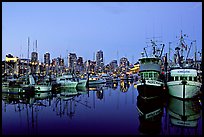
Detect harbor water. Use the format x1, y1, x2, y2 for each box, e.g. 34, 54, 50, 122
2, 81, 202, 135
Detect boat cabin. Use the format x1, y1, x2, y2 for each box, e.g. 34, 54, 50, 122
140, 71, 160, 80
168, 69, 199, 82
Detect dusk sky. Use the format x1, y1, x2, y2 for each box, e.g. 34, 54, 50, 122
2, 2, 202, 65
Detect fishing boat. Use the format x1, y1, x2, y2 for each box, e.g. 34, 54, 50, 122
88, 74, 106, 85
137, 39, 165, 99
35, 80, 52, 92
167, 31, 202, 99
56, 73, 78, 88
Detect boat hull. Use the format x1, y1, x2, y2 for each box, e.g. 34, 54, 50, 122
60, 82, 78, 88
77, 79, 87, 88
137, 80, 164, 99
167, 80, 201, 99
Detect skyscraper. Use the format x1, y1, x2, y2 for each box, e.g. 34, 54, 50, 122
31, 52, 38, 62
44, 52, 50, 65
68, 53, 77, 71
96, 50, 104, 68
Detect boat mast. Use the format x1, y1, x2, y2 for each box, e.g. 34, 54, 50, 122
169, 42, 171, 64
143, 48, 148, 57
159, 44, 165, 58
194, 40, 197, 68
186, 42, 192, 60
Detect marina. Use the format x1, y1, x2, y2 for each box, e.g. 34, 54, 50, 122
2, 2, 202, 136
2, 81, 202, 135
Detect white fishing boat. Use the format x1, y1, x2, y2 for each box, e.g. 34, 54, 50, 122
167, 68, 202, 99
167, 31, 202, 99
167, 96, 201, 127
56, 74, 78, 88
88, 75, 106, 85
137, 39, 165, 99
34, 76, 52, 92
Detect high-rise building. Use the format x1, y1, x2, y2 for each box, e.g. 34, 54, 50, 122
68, 53, 77, 70
31, 52, 38, 62
44, 52, 50, 65
96, 50, 104, 68
119, 57, 129, 73
120, 57, 129, 67
110, 60, 118, 70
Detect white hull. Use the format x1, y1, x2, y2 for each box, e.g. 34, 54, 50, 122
167, 80, 201, 99
35, 85, 52, 92
59, 81, 78, 88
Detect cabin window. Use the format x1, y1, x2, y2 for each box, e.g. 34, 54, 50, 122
189, 77, 192, 81
175, 76, 178, 81
194, 77, 197, 81
153, 73, 156, 78
144, 73, 148, 78
149, 73, 152, 78
180, 76, 186, 80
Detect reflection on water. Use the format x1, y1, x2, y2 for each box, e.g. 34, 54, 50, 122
137, 95, 164, 135
167, 96, 202, 135
2, 81, 202, 135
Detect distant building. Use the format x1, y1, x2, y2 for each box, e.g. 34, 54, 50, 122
44, 52, 50, 65
96, 50, 104, 72
77, 56, 84, 72
57, 57, 64, 66
68, 53, 77, 71
120, 57, 129, 73
120, 57, 129, 67
5, 54, 19, 76
110, 60, 118, 70
31, 52, 38, 62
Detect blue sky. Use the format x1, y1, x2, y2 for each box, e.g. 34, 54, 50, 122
2, 2, 202, 65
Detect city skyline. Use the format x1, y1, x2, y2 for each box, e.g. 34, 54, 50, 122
2, 2, 202, 64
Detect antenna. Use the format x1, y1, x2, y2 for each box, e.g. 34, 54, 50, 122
117, 50, 119, 66
28, 37, 30, 59
36, 40, 37, 52
93, 52, 95, 61
33, 41, 34, 52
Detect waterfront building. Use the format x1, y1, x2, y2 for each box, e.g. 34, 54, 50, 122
31, 51, 39, 74
44, 52, 50, 65
18, 58, 31, 76
109, 60, 118, 72
96, 50, 104, 72
44, 52, 51, 75
31, 52, 38, 62
76, 56, 84, 73
4, 54, 19, 76
68, 53, 77, 72
119, 57, 130, 73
